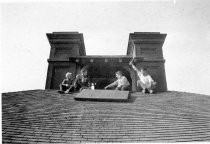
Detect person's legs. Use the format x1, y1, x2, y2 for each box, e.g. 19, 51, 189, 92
137, 80, 147, 93
115, 86, 121, 91
61, 84, 68, 91
121, 85, 130, 91
79, 87, 84, 91
147, 82, 157, 94
79, 86, 90, 91
105, 85, 115, 90
59, 84, 63, 91
69, 85, 75, 92
65, 85, 75, 93
74, 83, 82, 91
58, 84, 68, 93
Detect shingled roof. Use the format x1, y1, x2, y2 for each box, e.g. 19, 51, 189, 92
2, 90, 210, 143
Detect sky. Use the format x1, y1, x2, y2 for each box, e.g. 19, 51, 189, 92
1, 0, 210, 95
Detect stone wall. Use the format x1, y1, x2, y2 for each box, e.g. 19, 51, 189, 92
45, 32, 167, 92
127, 32, 167, 92
45, 32, 85, 89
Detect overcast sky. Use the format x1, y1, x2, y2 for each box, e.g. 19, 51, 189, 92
1, 0, 210, 95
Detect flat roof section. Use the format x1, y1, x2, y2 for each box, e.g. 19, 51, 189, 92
74, 89, 129, 101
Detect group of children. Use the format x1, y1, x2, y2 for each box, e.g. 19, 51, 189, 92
58, 68, 90, 94
59, 59, 156, 94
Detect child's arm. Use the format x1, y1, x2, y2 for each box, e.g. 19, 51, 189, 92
129, 58, 137, 70
130, 61, 141, 74
131, 63, 138, 72
105, 81, 117, 89
61, 79, 68, 86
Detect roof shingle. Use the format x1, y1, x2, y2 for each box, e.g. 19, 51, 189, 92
2, 90, 210, 143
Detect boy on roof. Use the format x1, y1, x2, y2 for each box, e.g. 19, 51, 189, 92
58, 72, 75, 94
74, 68, 91, 91
104, 71, 130, 91
129, 59, 156, 94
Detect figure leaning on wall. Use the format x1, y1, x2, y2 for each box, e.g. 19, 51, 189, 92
129, 59, 157, 94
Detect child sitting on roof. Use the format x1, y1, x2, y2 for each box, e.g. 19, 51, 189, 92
58, 72, 75, 94
74, 68, 91, 91
129, 59, 156, 94
104, 71, 130, 91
